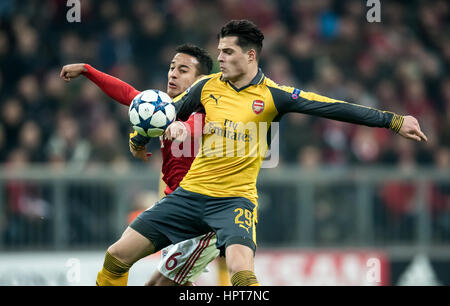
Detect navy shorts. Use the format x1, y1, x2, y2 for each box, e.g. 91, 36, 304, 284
130, 187, 257, 254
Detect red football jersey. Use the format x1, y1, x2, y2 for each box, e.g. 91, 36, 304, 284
83, 64, 204, 195
160, 113, 205, 195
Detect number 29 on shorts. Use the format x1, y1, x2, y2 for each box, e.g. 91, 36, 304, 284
234, 208, 253, 233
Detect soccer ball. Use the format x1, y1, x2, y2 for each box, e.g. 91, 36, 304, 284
128, 89, 176, 137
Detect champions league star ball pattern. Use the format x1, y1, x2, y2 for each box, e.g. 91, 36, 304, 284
128, 89, 176, 137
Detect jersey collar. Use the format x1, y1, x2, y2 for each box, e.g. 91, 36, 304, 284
220, 68, 265, 92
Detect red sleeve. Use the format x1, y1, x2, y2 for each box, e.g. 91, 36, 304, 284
82, 64, 141, 106
181, 112, 205, 140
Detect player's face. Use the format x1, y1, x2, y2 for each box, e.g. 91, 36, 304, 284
217, 36, 251, 82
167, 53, 200, 98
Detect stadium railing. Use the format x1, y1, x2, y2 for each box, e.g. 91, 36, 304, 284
0, 165, 449, 260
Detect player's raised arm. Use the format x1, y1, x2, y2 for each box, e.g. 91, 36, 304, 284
60, 63, 140, 106
269, 86, 427, 142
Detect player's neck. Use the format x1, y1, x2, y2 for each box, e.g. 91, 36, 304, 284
229, 65, 259, 89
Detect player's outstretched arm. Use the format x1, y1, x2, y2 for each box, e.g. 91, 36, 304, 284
60, 63, 140, 106
270, 87, 428, 142
398, 115, 428, 142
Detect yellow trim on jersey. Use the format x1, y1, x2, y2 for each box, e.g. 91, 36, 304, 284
252, 208, 257, 247
389, 114, 404, 133
299, 91, 346, 103
129, 130, 138, 139
300, 90, 395, 115
300, 90, 402, 132
158, 172, 166, 200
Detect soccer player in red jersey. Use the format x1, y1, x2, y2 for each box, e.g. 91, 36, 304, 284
61, 44, 223, 286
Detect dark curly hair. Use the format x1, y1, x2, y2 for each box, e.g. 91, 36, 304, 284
175, 44, 213, 76
218, 19, 264, 60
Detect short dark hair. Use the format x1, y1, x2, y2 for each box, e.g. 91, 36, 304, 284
175, 44, 213, 75
218, 19, 264, 59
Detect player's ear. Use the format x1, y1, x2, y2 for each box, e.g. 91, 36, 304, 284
247, 49, 257, 63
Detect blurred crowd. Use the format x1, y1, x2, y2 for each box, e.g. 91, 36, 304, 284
1, 0, 450, 246
0, 0, 449, 169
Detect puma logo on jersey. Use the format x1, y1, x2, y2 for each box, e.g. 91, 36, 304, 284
210, 94, 221, 105
239, 224, 250, 233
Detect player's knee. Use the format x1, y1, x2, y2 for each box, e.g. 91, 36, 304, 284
106, 243, 122, 261
107, 242, 133, 266
107, 227, 156, 266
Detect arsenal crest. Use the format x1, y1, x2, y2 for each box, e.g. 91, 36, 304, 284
252, 100, 264, 114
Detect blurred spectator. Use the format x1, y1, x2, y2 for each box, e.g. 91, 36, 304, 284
0, 29, 9, 58
99, 18, 133, 71
59, 32, 84, 64
1, 97, 24, 153
297, 145, 322, 170
3, 148, 51, 246
265, 54, 299, 85
46, 113, 91, 170
286, 33, 315, 85
0, 124, 5, 161
18, 120, 44, 162
280, 113, 320, 164
89, 118, 126, 164
431, 147, 450, 241
351, 126, 382, 164
439, 78, 450, 147
314, 197, 343, 244
320, 120, 351, 165
378, 149, 417, 242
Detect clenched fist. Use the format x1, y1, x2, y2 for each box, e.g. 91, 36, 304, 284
60, 63, 87, 82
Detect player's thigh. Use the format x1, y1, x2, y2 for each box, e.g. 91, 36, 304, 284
107, 226, 156, 265
130, 188, 209, 252
158, 232, 219, 285
204, 197, 257, 256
